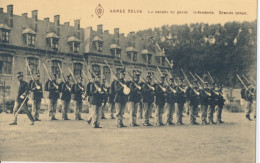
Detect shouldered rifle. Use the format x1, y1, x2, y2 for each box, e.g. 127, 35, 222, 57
151, 72, 166, 92
26, 60, 40, 89
42, 62, 58, 89
207, 71, 214, 84
237, 74, 254, 96
89, 68, 103, 93
181, 69, 199, 95
131, 65, 154, 91
250, 77, 256, 85
127, 71, 142, 90
189, 71, 202, 88
58, 63, 71, 91
104, 60, 130, 95
195, 73, 211, 96
68, 68, 84, 91
242, 75, 256, 89
157, 67, 176, 93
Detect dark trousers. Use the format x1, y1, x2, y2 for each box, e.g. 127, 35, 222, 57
13, 100, 34, 123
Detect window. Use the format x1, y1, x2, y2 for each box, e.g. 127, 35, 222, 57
0, 54, 12, 75
49, 38, 59, 50
26, 34, 36, 46
126, 52, 131, 60
27, 57, 39, 76
51, 60, 61, 78
92, 64, 100, 75
74, 63, 82, 77
69, 42, 80, 53
133, 53, 137, 61
111, 49, 121, 58
148, 54, 152, 64
2, 30, 10, 43
103, 66, 110, 83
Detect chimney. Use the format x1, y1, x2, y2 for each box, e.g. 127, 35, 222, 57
32, 10, 38, 31
44, 17, 49, 21
7, 5, 13, 27
0, 8, 3, 14
74, 19, 80, 38
97, 24, 103, 37
114, 28, 119, 45
54, 15, 60, 35
22, 13, 28, 18
104, 30, 109, 35
129, 31, 136, 47
64, 22, 70, 26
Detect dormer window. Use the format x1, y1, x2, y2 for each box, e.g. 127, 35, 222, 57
67, 36, 81, 53
110, 44, 122, 58
22, 28, 36, 46
93, 36, 104, 52
141, 49, 153, 64
126, 47, 138, 62
0, 24, 11, 43
46, 32, 60, 51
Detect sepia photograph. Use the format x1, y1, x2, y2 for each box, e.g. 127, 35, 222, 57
0, 0, 257, 162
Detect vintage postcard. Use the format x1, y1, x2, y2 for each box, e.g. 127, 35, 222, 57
0, 0, 257, 162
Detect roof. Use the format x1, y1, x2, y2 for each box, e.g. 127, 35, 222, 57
67, 36, 81, 43
126, 46, 138, 53
0, 23, 11, 31
46, 32, 60, 39
110, 44, 121, 49
93, 36, 104, 42
141, 49, 154, 55
22, 28, 37, 35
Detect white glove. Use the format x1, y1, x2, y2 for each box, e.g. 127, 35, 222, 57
36, 86, 41, 90
20, 95, 25, 99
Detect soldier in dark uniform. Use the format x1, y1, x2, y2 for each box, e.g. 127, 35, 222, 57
176, 80, 187, 125
71, 76, 84, 120
60, 75, 72, 120
244, 84, 255, 121
200, 82, 211, 125
101, 77, 108, 119
208, 85, 217, 124
165, 77, 177, 125
114, 69, 128, 128
10, 72, 34, 125
89, 73, 104, 128
29, 72, 43, 121
141, 73, 155, 126
107, 85, 116, 119
128, 70, 142, 126
45, 73, 60, 120
188, 85, 201, 125
215, 84, 225, 123
153, 74, 167, 126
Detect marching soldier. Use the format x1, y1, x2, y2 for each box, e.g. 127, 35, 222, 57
114, 69, 128, 128
244, 84, 255, 121
176, 80, 187, 125
153, 74, 167, 126
10, 72, 34, 125
215, 84, 225, 123
128, 70, 142, 126
45, 73, 60, 120
71, 76, 84, 120
89, 73, 104, 128
165, 78, 177, 125
60, 75, 72, 120
141, 73, 155, 126
208, 85, 217, 124
101, 77, 108, 119
29, 72, 43, 121
107, 85, 116, 119
200, 82, 211, 125
188, 85, 201, 125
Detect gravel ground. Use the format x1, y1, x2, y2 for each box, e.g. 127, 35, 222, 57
0, 111, 256, 163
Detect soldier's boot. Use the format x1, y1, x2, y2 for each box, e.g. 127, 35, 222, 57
166, 120, 175, 125
143, 121, 153, 126
78, 114, 84, 120
9, 122, 17, 125
246, 115, 252, 121
217, 119, 224, 123
209, 121, 216, 125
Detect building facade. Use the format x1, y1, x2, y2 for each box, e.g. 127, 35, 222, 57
0, 4, 171, 101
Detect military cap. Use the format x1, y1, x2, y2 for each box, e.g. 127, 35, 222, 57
133, 70, 141, 76
16, 72, 23, 78
169, 77, 174, 81
119, 69, 126, 74
77, 76, 83, 81
66, 74, 72, 79
53, 73, 57, 78
35, 72, 40, 77
160, 74, 167, 79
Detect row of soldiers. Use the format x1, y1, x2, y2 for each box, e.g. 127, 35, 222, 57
9, 67, 226, 128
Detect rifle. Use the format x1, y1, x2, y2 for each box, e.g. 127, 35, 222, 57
25, 59, 40, 89
237, 74, 254, 95
157, 66, 177, 93
242, 75, 256, 89
126, 71, 142, 90
89, 68, 103, 93
14, 90, 33, 117
145, 64, 166, 92
207, 71, 214, 84
68, 67, 84, 91
131, 64, 154, 91
104, 60, 130, 95
189, 71, 202, 88
42, 62, 58, 89
180, 69, 199, 95
250, 77, 256, 85
58, 63, 71, 91
195, 73, 211, 96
